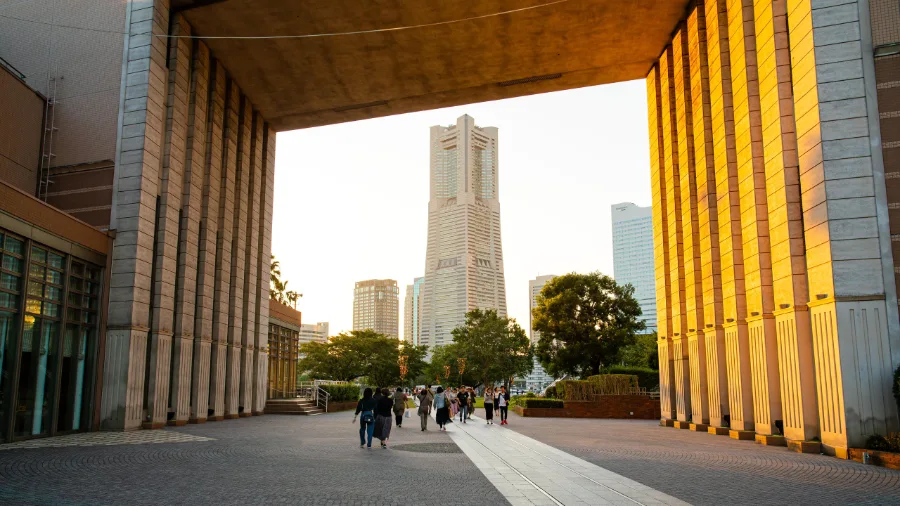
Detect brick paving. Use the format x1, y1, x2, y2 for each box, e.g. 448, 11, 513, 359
0, 412, 504, 506
501, 411, 900, 506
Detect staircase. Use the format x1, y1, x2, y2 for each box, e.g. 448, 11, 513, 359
265, 398, 325, 416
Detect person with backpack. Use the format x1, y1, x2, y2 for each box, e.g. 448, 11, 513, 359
483, 386, 494, 424
417, 385, 434, 431
499, 386, 510, 425
433, 386, 451, 431
353, 388, 377, 448
457, 387, 469, 423
393, 387, 408, 428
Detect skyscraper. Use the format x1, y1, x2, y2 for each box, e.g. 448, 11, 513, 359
352, 279, 399, 338
420, 115, 507, 349
610, 202, 656, 333
298, 322, 329, 345
403, 277, 425, 345
526, 275, 556, 391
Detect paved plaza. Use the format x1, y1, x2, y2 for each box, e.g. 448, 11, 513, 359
1, 410, 899, 505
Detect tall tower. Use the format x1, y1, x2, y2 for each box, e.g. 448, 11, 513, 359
610, 202, 657, 333
420, 115, 507, 349
352, 279, 399, 338
403, 277, 424, 345
526, 275, 556, 391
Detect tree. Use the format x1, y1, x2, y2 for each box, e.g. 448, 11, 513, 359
617, 331, 659, 369
270, 255, 302, 306
425, 343, 480, 387
532, 272, 645, 378
297, 329, 427, 386
449, 309, 533, 389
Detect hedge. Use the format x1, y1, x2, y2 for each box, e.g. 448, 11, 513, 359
518, 398, 564, 409
585, 374, 638, 394
602, 366, 660, 391
319, 384, 360, 402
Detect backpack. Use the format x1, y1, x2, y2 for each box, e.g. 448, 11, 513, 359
361, 412, 374, 424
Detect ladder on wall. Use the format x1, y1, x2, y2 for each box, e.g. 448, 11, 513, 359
38, 65, 59, 202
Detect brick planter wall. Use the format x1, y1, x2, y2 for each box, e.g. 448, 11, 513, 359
326, 401, 359, 413
514, 396, 658, 419
849, 448, 900, 471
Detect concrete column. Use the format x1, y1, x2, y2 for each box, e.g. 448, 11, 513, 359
674, 24, 711, 426
253, 126, 275, 414
752, 0, 819, 442
705, 0, 754, 432
209, 74, 238, 420
191, 55, 220, 423
225, 93, 251, 418
239, 112, 263, 415
101, 0, 170, 431
647, 65, 676, 422
660, 46, 692, 422
688, 3, 729, 428
170, 28, 207, 427
726, 0, 782, 435
789, 0, 900, 454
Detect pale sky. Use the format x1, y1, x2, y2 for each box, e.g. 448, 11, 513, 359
271, 80, 651, 338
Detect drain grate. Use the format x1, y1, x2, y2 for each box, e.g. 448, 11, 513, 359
392, 443, 461, 454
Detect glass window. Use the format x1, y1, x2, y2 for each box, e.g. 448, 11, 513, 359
15, 316, 60, 438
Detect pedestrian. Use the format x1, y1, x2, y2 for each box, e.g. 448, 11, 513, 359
457, 386, 469, 423
374, 388, 393, 448
353, 387, 377, 448
499, 386, 510, 425
434, 386, 451, 431
483, 386, 494, 424
467, 387, 475, 419
493, 387, 501, 419
448, 387, 458, 420
417, 385, 434, 431
393, 387, 408, 428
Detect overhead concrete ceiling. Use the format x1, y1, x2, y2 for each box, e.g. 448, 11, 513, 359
174, 0, 689, 131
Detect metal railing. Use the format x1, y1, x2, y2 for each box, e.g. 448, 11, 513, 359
314, 386, 330, 412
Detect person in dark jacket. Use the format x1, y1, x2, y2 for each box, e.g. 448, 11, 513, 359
354, 388, 377, 448
457, 387, 469, 423
499, 386, 511, 425
393, 387, 408, 428
374, 388, 394, 448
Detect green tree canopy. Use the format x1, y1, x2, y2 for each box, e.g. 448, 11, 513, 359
617, 331, 659, 369
447, 308, 533, 389
532, 272, 645, 378
425, 343, 481, 387
298, 329, 427, 386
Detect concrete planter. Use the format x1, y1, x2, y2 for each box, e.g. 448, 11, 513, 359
326, 401, 358, 413
849, 448, 900, 471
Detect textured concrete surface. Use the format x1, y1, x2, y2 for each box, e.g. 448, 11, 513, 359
503, 412, 900, 505
0, 413, 504, 505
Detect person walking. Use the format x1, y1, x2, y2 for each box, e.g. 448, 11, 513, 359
417, 385, 434, 431
457, 387, 469, 423
393, 387, 408, 428
374, 388, 394, 448
448, 387, 458, 420
434, 386, 451, 431
467, 387, 475, 420
499, 386, 510, 425
353, 388, 378, 448
483, 386, 494, 424
492, 387, 501, 419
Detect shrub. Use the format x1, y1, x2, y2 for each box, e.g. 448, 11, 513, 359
319, 384, 360, 403
602, 365, 660, 390
556, 380, 598, 401
525, 391, 536, 398
519, 398, 564, 409
866, 433, 900, 453
544, 385, 557, 399
585, 374, 638, 394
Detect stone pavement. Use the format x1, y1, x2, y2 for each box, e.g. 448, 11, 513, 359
501, 412, 900, 505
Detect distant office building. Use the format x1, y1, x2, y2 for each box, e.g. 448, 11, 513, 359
298, 322, 329, 345
353, 279, 400, 338
420, 115, 507, 350
611, 202, 656, 334
525, 275, 557, 391
403, 277, 425, 345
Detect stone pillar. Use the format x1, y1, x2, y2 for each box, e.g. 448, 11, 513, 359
253, 126, 275, 414
688, 3, 729, 428
752, 0, 819, 442
647, 65, 677, 422
191, 56, 221, 423
726, 0, 782, 435
788, 0, 900, 454
209, 75, 238, 420
225, 94, 251, 418
101, 0, 171, 431
674, 24, 711, 426
239, 112, 263, 415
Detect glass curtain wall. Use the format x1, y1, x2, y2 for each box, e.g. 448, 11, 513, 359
0, 228, 103, 443
267, 323, 299, 399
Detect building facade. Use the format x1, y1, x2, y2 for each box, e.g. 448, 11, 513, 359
420, 115, 507, 350
525, 275, 557, 391
267, 300, 301, 400
403, 277, 424, 345
352, 279, 399, 338
298, 322, 329, 345
611, 203, 657, 334
649, 0, 900, 456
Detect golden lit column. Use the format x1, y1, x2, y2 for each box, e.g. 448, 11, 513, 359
688, 2, 729, 429
706, 0, 753, 432
727, 0, 782, 436
789, 0, 900, 453
647, 65, 677, 422
660, 47, 692, 423
753, 0, 819, 443
674, 25, 710, 426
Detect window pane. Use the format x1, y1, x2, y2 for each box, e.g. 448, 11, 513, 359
47, 253, 64, 270
69, 277, 83, 293
0, 293, 17, 309
71, 262, 84, 277
3, 236, 23, 255
0, 272, 19, 292
0, 310, 19, 443
46, 270, 62, 286
43, 302, 59, 318
2, 255, 23, 274
15, 318, 60, 438
46, 286, 61, 302
29, 264, 44, 279
31, 247, 46, 264
25, 298, 41, 314
27, 281, 43, 298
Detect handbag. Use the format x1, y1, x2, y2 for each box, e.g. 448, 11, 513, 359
361, 411, 374, 424
404, 410, 411, 418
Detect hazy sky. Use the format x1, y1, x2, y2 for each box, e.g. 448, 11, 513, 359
271, 80, 651, 337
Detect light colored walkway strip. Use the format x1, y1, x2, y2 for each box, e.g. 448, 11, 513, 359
443, 414, 689, 506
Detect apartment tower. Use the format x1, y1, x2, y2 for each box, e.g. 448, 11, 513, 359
403, 277, 424, 345
420, 115, 507, 349
352, 279, 399, 338
611, 202, 657, 333
526, 275, 556, 391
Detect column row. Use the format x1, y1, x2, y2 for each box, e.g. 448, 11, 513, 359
649, 0, 899, 454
